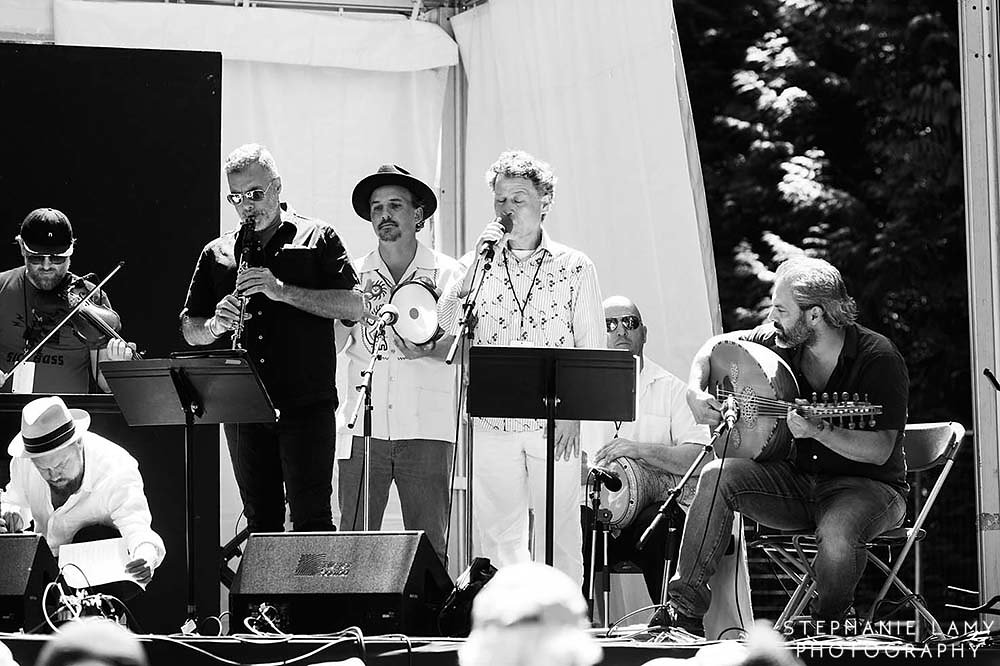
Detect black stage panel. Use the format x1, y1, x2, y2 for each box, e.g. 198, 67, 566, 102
0, 43, 223, 633
0, 42, 221, 359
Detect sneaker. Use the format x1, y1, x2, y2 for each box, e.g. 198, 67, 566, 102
648, 602, 704, 637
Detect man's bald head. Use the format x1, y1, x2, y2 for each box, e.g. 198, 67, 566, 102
603, 295, 646, 362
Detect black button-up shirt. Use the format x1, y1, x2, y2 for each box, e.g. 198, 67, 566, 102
743, 323, 909, 494
181, 205, 359, 410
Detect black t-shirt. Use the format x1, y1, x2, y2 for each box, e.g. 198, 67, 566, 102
741, 323, 909, 493
0, 267, 115, 393
180, 206, 359, 410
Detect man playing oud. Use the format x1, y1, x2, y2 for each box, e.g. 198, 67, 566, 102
666, 256, 909, 632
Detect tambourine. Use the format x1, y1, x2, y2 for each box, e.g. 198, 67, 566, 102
389, 277, 441, 346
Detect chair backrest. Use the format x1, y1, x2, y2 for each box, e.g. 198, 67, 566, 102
902, 421, 966, 473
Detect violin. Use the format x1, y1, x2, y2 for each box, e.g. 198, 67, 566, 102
61, 273, 123, 345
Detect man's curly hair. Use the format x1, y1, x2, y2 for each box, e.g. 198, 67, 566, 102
485, 150, 557, 201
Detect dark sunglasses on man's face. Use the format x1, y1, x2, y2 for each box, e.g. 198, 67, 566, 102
606, 315, 641, 333
226, 179, 276, 206
25, 253, 69, 266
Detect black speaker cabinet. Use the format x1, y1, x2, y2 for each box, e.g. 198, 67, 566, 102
0, 534, 58, 632
230, 531, 453, 636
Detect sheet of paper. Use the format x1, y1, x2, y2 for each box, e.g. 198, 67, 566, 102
57, 537, 143, 590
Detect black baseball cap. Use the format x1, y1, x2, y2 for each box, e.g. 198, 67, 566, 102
17, 208, 75, 255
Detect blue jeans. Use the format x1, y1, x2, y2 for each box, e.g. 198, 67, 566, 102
224, 405, 337, 533
338, 437, 454, 564
667, 458, 906, 621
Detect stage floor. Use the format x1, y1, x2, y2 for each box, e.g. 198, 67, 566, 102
5, 630, 1000, 666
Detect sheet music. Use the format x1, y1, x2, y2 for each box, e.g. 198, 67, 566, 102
57, 537, 144, 590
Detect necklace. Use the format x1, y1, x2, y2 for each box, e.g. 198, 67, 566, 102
503, 251, 545, 330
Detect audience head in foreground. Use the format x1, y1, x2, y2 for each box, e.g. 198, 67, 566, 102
459, 562, 601, 666
35, 619, 148, 666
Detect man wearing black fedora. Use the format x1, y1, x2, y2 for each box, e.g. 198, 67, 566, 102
0, 208, 137, 394
0, 396, 164, 587
181, 143, 363, 534
335, 164, 462, 563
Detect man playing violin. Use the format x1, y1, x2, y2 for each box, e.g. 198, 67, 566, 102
671, 256, 909, 633
580, 295, 751, 638
0, 208, 135, 395
180, 144, 363, 534
335, 165, 462, 564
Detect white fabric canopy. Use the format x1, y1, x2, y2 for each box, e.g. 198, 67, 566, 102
54, 0, 457, 261
452, 0, 721, 377
53, 0, 457, 549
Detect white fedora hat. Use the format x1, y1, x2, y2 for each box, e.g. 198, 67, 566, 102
7, 396, 90, 458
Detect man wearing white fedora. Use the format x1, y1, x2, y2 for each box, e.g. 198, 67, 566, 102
0, 396, 164, 586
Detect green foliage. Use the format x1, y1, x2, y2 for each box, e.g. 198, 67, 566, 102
675, 0, 967, 425
674, 0, 974, 622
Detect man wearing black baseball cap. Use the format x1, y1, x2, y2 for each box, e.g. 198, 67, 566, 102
335, 164, 462, 563
0, 208, 135, 394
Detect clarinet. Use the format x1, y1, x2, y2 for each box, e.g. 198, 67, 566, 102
232, 223, 262, 350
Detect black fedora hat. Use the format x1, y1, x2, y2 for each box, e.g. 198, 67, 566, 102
352, 164, 438, 221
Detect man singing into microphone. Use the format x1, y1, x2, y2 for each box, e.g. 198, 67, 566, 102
179, 143, 363, 534
335, 165, 462, 564
438, 150, 604, 583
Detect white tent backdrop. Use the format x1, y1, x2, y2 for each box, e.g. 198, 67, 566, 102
452, 0, 720, 379
53, 0, 457, 554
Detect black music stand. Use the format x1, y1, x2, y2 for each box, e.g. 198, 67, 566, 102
102, 350, 277, 626
467, 346, 636, 565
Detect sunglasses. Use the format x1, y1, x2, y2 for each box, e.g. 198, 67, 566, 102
25, 253, 69, 266
226, 179, 276, 206
606, 315, 641, 333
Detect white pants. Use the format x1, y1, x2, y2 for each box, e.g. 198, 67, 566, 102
472, 425, 583, 584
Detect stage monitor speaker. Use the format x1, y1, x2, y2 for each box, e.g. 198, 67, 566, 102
230, 531, 453, 636
0, 534, 58, 632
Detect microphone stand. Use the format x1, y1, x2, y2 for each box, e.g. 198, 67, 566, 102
637, 413, 734, 630
445, 249, 494, 567
587, 472, 614, 628
347, 323, 391, 531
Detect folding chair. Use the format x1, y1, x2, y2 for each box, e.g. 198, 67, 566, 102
750, 421, 966, 638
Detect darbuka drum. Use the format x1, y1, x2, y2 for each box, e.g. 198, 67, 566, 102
601, 457, 694, 530
389, 279, 440, 345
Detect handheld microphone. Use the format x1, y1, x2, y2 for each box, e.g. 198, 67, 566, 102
372, 304, 399, 338
590, 465, 623, 492
478, 212, 514, 261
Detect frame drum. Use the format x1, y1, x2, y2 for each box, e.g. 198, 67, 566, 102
389, 279, 439, 345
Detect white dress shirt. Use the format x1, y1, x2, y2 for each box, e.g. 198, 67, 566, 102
336, 241, 463, 456
2, 432, 165, 567
439, 230, 605, 432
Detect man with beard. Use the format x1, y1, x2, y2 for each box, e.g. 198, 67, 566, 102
0, 208, 136, 394
663, 256, 909, 633
335, 165, 462, 563
581, 295, 752, 638
180, 143, 363, 534
1, 396, 164, 588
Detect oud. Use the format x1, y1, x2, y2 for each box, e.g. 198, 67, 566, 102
708, 339, 883, 461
